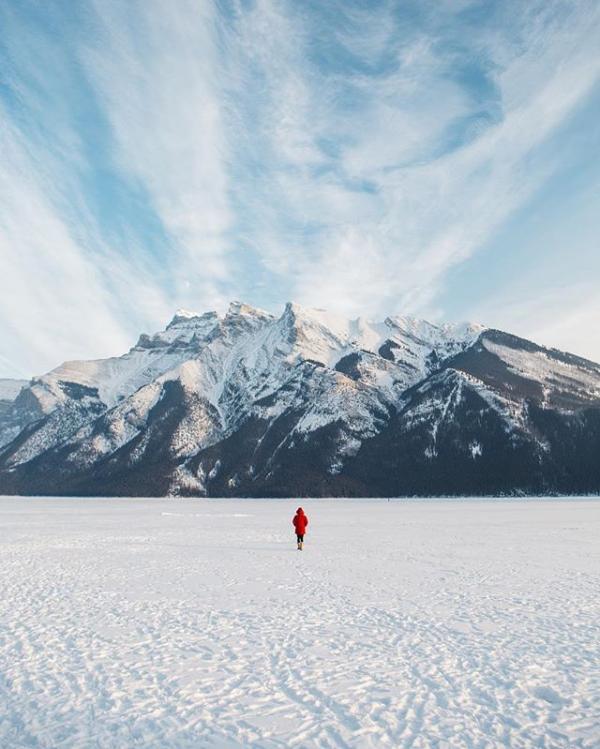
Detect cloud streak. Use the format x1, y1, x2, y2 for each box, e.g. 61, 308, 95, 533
83, 0, 233, 295
0, 0, 599, 375
0, 111, 131, 376
251, 0, 600, 315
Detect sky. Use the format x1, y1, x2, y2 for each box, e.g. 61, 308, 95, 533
1, 0, 599, 378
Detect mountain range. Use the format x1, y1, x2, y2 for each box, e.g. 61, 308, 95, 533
2, 301, 600, 497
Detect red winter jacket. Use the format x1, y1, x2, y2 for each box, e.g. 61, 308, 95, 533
293, 507, 308, 535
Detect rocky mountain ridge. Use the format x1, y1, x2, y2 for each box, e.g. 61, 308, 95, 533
1, 302, 599, 497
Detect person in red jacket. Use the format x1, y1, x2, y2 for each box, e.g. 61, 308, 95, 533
292, 507, 308, 550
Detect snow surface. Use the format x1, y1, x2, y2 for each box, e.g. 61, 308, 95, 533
1, 497, 598, 748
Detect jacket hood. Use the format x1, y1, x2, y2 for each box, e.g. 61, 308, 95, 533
296, 507, 304, 514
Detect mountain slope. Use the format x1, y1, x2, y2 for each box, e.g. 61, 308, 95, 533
344, 330, 600, 495
1, 305, 599, 497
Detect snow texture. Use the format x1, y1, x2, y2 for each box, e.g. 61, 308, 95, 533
0, 497, 598, 748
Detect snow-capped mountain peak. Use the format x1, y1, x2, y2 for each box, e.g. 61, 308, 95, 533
167, 308, 219, 328
3, 302, 600, 498
226, 300, 272, 319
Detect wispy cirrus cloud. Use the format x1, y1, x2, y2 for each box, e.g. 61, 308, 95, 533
82, 0, 233, 297
0, 0, 599, 375
0, 111, 131, 376
224, 0, 600, 317
0, 0, 231, 375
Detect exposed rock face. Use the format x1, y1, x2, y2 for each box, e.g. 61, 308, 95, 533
1, 304, 599, 497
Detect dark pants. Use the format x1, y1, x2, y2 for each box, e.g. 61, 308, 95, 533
296, 534, 304, 543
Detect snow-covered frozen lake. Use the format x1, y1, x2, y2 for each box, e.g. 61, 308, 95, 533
1, 497, 598, 748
